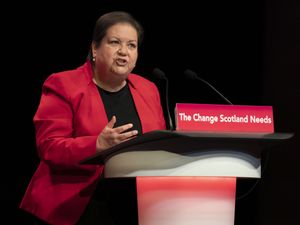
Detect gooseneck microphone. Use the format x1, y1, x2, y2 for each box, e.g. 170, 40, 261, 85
184, 69, 233, 105
152, 68, 174, 130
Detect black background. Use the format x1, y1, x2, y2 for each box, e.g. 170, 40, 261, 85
3, 0, 300, 224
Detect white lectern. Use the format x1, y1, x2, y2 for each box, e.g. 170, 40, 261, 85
81, 130, 293, 225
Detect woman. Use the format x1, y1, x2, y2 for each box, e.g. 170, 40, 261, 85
20, 11, 166, 225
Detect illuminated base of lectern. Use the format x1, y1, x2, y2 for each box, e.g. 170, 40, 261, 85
104, 150, 257, 225
137, 176, 236, 225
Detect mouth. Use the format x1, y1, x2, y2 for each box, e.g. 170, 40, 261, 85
115, 58, 128, 66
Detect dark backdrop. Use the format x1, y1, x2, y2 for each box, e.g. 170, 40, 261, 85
3, 0, 299, 224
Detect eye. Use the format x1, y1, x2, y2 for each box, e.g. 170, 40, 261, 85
109, 40, 120, 45
128, 43, 137, 49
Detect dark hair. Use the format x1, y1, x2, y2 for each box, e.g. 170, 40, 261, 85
88, 11, 144, 61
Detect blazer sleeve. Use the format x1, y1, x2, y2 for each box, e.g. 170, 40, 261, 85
33, 74, 98, 170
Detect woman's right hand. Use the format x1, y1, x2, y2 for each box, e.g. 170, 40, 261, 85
96, 116, 138, 152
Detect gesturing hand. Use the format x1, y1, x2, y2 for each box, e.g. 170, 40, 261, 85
96, 116, 138, 152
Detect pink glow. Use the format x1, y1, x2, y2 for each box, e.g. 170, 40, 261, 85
137, 176, 237, 225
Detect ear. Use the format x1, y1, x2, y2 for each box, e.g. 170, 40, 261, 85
91, 42, 97, 57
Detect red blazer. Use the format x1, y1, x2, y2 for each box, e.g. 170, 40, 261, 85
20, 61, 166, 225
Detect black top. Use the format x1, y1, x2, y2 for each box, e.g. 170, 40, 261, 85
97, 82, 142, 135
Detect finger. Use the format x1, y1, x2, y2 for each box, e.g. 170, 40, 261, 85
113, 123, 133, 134
107, 116, 116, 129
119, 130, 138, 141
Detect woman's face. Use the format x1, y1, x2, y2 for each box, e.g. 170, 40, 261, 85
92, 23, 138, 82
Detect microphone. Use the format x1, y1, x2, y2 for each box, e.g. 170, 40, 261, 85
152, 68, 174, 130
184, 69, 233, 105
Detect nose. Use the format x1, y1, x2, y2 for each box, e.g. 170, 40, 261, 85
118, 44, 128, 55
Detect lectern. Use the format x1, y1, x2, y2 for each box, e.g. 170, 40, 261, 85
81, 130, 293, 225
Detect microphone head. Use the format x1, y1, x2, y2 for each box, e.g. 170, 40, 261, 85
152, 68, 167, 80
184, 69, 233, 105
184, 69, 198, 80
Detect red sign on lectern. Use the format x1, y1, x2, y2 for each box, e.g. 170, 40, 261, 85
175, 103, 274, 133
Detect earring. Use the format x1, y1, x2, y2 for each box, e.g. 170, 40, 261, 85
92, 57, 95, 62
